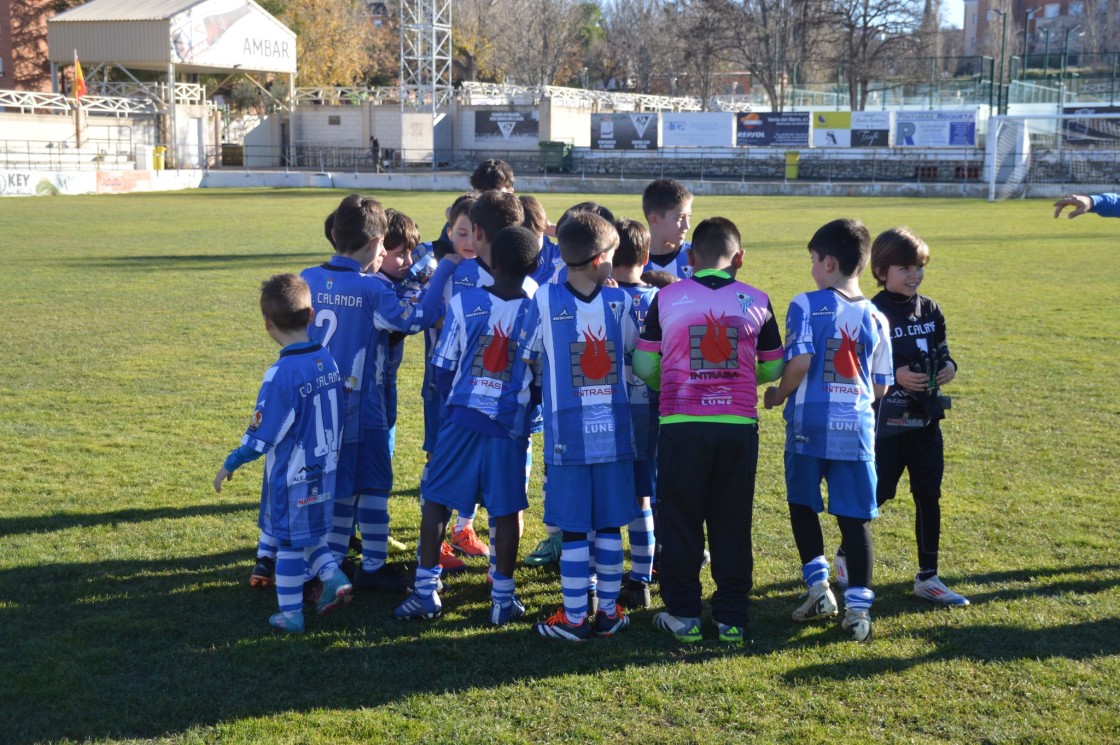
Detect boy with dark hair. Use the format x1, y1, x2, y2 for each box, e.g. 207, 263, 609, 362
641, 178, 693, 279
610, 217, 659, 609
470, 158, 515, 192
214, 274, 351, 633
520, 194, 561, 287
860, 227, 968, 606
763, 218, 893, 643
396, 227, 540, 624
302, 194, 459, 593
521, 212, 638, 641
636, 218, 784, 643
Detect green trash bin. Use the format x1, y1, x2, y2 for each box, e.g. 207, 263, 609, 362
785, 151, 800, 180
539, 141, 572, 173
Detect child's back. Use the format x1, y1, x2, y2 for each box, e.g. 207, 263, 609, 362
782, 286, 891, 461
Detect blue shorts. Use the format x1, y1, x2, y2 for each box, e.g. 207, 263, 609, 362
421, 395, 441, 454
633, 458, 654, 499
544, 461, 639, 533
336, 428, 393, 498
423, 420, 530, 518
784, 451, 878, 520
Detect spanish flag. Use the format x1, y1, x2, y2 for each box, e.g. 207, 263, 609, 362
73, 51, 87, 100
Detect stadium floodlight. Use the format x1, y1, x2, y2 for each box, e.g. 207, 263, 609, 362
399, 0, 452, 113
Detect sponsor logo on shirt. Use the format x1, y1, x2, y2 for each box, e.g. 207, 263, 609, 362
552, 308, 575, 322
467, 305, 489, 318
672, 293, 696, 306
736, 292, 755, 313
812, 305, 833, 316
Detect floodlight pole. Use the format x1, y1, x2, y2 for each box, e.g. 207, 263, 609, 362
1022, 8, 1037, 78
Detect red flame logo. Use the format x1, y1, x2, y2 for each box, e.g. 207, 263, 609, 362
834, 326, 861, 379
580, 326, 611, 380
699, 311, 733, 364
482, 322, 510, 374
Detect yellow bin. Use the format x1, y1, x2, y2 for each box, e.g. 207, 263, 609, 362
785, 151, 800, 180
153, 146, 166, 170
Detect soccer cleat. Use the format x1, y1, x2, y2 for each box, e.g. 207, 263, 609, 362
914, 575, 970, 606
394, 590, 443, 620
387, 535, 409, 553
316, 572, 353, 616
351, 562, 410, 593
451, 525, 490, 557
618, 579, 652, 610
652, 612, 703, 643
268, 611, 305, 633
302, 576, 323, 605
834, 551, 849, 590
534, 607, 592, 641
841, 608, 873, 642
249, 556, 276, 588
489, 596, 526, 626
792, 580, 839, 622
592, 607, 630, 637
717, 623, 744, 643
438, 541, 466, 573
524, 533, 562, 566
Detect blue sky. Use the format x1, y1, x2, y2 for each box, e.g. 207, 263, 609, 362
945, 0, 964, 28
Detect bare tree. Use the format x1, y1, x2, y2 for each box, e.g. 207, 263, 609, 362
601, 0, 674, 92
830, 0, 924, 109
489, 0, 597, 86
673, 0, 733, 108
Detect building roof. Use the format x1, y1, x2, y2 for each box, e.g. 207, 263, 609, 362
52, 0, 210, 23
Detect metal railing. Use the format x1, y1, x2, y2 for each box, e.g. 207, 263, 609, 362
0, 138, 139, 171
0, 89, 159, 116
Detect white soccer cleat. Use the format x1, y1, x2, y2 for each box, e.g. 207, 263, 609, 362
841, 608, 872, 642
792, 580, 839, 622
914, 575, 970, 606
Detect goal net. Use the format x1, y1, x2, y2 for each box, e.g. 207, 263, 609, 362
986, 111, 1120, 201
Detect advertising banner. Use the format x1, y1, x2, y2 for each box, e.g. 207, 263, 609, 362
170, 0, 295, 74
851, 111, 891, 147
474, 110, 540, 145
1061, 106, 1120, 147
812, 111, 852, 147
591, 113, 660, 150
735, 112, 810, 147
895, 111, 977, 147
662, 112, 735, 147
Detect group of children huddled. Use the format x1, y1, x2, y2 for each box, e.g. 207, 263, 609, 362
215, 160, 969, 643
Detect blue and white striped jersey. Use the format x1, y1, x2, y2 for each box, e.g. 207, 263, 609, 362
242, 342, 342, 546
781, 288, 893, 461
520, 283, 637, 466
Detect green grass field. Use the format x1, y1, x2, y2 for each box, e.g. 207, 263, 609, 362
1, 189, 1118, 744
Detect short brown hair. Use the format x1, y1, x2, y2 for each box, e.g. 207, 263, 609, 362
642, 178, 692, 219
871, 227, 930, 286
613, 218, 650, 269
808, 218, 870, 278
470, 190, 524, 245
260, 274, 312, 332
470, 159, 515, 191
558, 211, 619, 266
333, 194, 387, 255
519, 195, 548, 237
447, 192, 479, 226
641, 269, 679, 288
385, 209, 420, 253
690, 217, 741, 263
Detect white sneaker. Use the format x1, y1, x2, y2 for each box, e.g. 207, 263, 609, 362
834, 551, 848, 589
792, 580, 838, 622
914, 575, 970, 606
841, 608, 872, 642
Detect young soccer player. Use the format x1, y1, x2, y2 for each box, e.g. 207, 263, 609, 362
636, 218, 784, 643
610, 217, 660, 610
395, 227, 540, 624
520, 211, 638, 641
213, 274, 351, 633
521, 194, 561, 287
642, 179, 693, 279
763, 218, 893, 643
302, 194, 460, 593
470, 158, 515, 192
848, 227, 968, 606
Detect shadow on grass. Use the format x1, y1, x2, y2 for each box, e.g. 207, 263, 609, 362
3, 557, 1117, 742
0, 503, 254, 537
75, 252, 326, 271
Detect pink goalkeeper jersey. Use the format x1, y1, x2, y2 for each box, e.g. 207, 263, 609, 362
638, 277, 781, 419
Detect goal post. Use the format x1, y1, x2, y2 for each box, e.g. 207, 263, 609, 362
986, 111, 1120, 201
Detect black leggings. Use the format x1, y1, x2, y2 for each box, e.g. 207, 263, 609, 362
789, 504, 873, 589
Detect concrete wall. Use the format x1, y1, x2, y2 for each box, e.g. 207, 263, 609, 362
294, 105, 366, 148
540, 99, 591, 146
